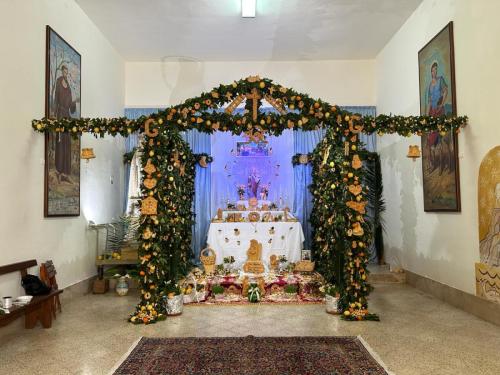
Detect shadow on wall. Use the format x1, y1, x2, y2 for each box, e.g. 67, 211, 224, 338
380, 137, 474, 292
159, 57, 206, 106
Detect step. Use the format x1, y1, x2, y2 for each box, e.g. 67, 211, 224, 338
368, 264, 406, 284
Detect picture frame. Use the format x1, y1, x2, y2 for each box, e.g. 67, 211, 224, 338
236, 140, 270, 157
418, 22, 461, 212
44, 26, 81, 217
301, 250, 311, 261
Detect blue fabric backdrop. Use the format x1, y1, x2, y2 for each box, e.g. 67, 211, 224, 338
181, 130, 212, 262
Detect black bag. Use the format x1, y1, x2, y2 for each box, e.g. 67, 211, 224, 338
21, 274, 51, 296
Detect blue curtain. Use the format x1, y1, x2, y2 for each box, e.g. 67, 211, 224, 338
292, 129, 326, 249
124, 108, 161, 212
181, 130, 212, 262
292, 106, 376, 250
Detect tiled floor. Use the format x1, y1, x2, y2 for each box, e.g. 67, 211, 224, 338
1, 283, 499, 374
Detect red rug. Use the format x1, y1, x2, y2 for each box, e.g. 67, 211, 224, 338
112, 336, 389, 375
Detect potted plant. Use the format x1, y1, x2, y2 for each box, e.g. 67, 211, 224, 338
164, 281, 183, 316
223, 256, 235, 274
215, 264, 225, 275
284, 284, 298, 299
321, 284, 340, 314
247, 283, 261, 303
278, 255, 287, 273
181, 282, 195, 304
211, 284, 225, 300
195, 283, 207, 302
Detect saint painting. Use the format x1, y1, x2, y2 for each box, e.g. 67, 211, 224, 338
45, 26, 81, 216
418, 22, 461, 211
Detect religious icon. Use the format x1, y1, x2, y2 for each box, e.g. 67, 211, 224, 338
45, 26, 81, 217
247, 167, 261, 198
418, 22, 460, 211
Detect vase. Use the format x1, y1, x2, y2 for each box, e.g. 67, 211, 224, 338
214, 293, 225, 301
165, 294, 184, 316
325, 294, 339, 314
285, 292, 296, 300
115, 277, 129, 296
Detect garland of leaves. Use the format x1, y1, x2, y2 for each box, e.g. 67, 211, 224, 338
30, 76, 468, 324
130, 129, 195, 324
194, 153, 214, 166
123, 147, 137, 164
291, 153, 313, 166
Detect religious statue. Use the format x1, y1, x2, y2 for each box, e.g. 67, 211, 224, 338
247, 168, 261, 198
243, 239, 265, 274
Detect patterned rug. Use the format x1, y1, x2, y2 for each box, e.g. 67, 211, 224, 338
112, 336, 389, 375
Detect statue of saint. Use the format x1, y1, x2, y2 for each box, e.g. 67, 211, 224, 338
247, 168, 261, 198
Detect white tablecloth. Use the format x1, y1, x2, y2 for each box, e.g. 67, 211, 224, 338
206, 221, 304, 265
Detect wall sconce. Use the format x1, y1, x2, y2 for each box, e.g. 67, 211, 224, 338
407, 145, 421, 161
81, 148, 96, 162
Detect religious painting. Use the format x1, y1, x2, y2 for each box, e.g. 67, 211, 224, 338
44, 26, 81, 217
476, 146, 500, 304
418, 22, 461, 212
301, 250, 311, 261
236, 141, 270, 157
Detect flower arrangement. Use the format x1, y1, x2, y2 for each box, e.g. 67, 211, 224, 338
223, 256, 235, 265
320, 283, 340, 297
164, 281, 182, 298
237, 184, 246, 199
342, 302, 380, 321
260, 184, 270, 200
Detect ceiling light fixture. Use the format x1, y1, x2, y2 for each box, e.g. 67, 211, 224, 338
241, 0, 256, 18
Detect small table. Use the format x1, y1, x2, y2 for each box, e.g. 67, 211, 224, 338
95, 259, 137, 279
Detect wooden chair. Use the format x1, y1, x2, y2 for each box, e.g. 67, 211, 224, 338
39, 260, 62, 319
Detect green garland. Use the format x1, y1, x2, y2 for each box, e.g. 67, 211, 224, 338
292, 153, 313, 166
123, 148, 137, 164
30, 76, 468, 323
129, 129, 195, 324
194, 153, 214, 166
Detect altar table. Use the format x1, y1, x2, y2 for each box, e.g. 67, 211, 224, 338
206, 221, 305, 266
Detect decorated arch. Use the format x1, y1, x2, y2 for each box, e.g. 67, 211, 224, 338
32, 76, 467, 323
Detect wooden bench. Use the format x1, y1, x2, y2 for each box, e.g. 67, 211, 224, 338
0, 260, 63, 329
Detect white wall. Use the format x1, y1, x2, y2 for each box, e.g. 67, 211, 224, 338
0, 0, 125, 296
125, 60, 375, 107
376, 0, 500, 294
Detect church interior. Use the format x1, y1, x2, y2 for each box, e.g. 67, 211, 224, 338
1, 1, 500, 374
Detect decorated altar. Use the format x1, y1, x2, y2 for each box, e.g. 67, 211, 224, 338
207, 198, 304, 265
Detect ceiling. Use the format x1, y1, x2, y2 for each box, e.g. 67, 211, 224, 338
76, 0, 423, 61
